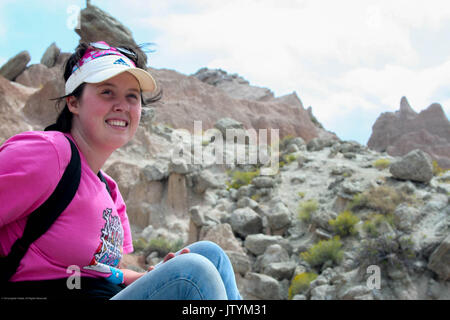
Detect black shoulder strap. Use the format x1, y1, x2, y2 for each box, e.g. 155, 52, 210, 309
0, 136, 81, 283
97, 171, 112, 197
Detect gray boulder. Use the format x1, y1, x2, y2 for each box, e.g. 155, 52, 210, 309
143, 162, 169, 181
0, 51, 31, 80
427, 234, 450, 280
255, 244, 290, 273
244, 233, 291, 256
214, 117, 244, 138
244, 272, 283, 300
266, 202, 291, 231
252, 176, 275, 188
310, 284, 337, 300
189, 206, 205, 227
307, 137, 335, 152
394, 204, 421, 232
230, 207, 263, 237
237, 197, 258, 209
40, 42, 61, 68
390, 149, 434, 183
263, 261, 297, 281
193, 170, 222, 194
312, 211, 337, 231
225, 250, 251, 275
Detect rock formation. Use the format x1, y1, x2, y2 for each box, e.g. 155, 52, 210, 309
148, 67, 336, 142
368, 97, 450, 168
76, 3, 148, 65
0, 51, 31, 81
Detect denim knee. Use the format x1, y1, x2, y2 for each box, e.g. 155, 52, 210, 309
187, 240, 227, 259
153, 252, 228, 300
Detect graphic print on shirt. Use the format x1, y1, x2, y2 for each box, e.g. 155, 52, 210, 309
84, 208, 124, 273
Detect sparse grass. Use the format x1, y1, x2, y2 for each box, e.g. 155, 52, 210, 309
251, 194, 261, 202
356, 233, 416, 272
288, 272, 318, 299
226, 169, 260, 190
298, 199, 319, 222
373, 158, 391, 170
328, 210, 360, 237
146, 237, 184, 257
432, 160, 449, 176
347, 185, 413, 215
133, 237, 184, 257
283, 154, 298, 164
300, 236, 344, 270
132, 237, 148, 252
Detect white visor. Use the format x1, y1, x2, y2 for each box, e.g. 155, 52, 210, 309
65, 55, 157, 95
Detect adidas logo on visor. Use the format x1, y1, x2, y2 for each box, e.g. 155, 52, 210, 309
113, 58, 130, 67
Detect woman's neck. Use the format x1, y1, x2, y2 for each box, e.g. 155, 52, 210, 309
69, 127, 113, 174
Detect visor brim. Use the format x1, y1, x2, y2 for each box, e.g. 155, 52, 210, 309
84, 67, 157, 93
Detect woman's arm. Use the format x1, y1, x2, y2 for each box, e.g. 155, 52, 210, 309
120, 268, 145, 286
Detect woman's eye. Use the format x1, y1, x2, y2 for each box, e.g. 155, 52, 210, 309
128, 94, 138, 100
101, 90, 112, 95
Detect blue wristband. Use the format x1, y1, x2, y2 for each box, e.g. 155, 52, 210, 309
105, 266, 124, 284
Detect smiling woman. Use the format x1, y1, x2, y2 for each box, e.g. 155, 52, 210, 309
0, 41, 242, 300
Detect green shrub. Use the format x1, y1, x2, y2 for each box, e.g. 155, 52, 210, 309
300, 236, 344, 270
297, 191, 305, 199
328, 210, 360, 237
132, 237, 148, 252
432, 160, 449, 176
145, 237, 184, 257
226, 169, 260, 189
298, 199, 318, 222
282, 154, 298, 164
363, 213, 395, 237
288, 272, 318, 299
373, 158, 391, 170
347, 193, 368, 212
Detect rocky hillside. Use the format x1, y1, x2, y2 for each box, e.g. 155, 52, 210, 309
368, 97, 450, 169
0, 3, 449, 300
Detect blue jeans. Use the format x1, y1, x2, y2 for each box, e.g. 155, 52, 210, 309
111, 241, 242, 300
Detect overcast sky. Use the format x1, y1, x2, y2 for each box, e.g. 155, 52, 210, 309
1, 0, 449, 145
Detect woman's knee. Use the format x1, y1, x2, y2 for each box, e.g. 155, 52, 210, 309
171, 253, 227, 299
187, 240, 226, 257
177, 252, 218, 275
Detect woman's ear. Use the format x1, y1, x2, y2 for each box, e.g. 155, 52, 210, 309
66, 96, 79, 115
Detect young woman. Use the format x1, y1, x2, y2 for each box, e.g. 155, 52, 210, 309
0, 41, 242, 300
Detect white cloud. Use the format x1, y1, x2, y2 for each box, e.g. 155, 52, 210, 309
113, 0, 450, 142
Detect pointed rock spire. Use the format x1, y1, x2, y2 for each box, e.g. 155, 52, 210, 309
399, 96, 416, 115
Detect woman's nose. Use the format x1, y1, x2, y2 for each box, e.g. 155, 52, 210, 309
112, 99, 130, 112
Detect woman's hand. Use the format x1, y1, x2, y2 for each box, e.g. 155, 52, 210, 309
119, 248, 190, 286
147, 247, 190, 272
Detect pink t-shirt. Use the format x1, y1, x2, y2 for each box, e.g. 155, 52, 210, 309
0, 131, 133, 282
